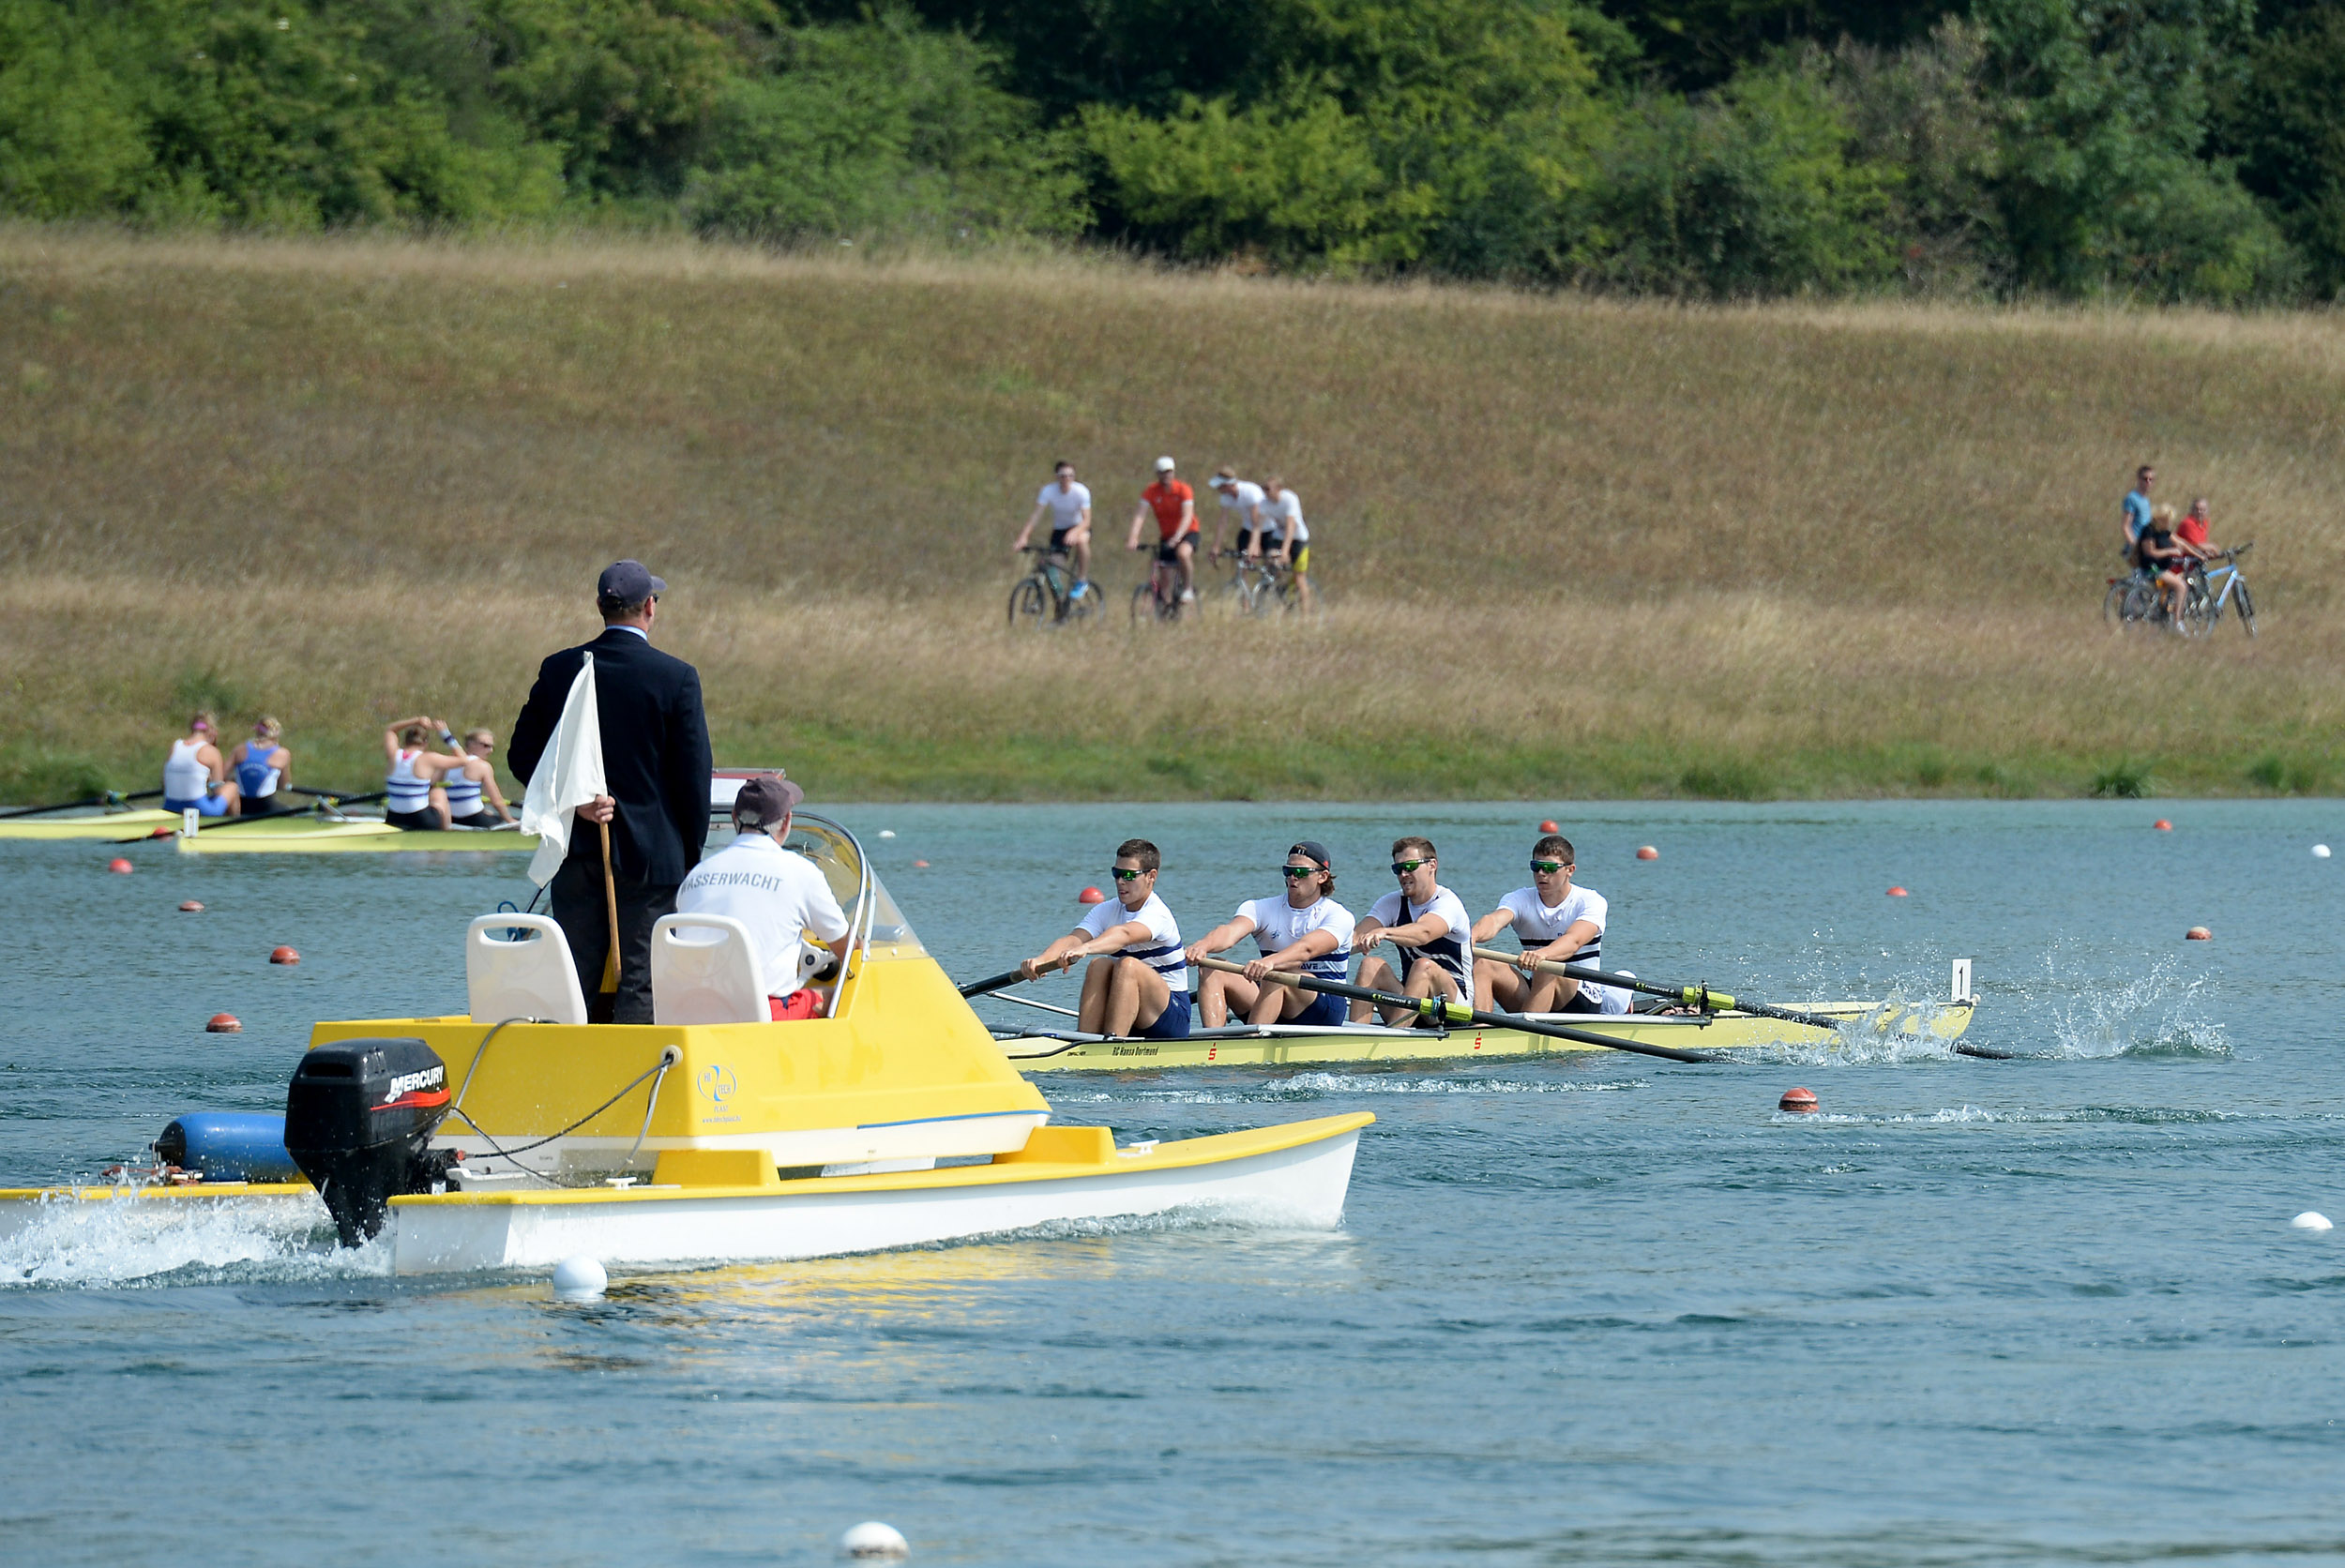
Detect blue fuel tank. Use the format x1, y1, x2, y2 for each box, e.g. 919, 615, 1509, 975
153, 1111, 303, 1183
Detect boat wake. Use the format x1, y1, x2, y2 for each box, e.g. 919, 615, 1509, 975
0, 1188, 377, 1289
1773, 1102, 2243, 1127
1060, 1073, 1647, 1106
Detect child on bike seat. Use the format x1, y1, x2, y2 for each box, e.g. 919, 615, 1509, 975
2140, 505, 2189, 627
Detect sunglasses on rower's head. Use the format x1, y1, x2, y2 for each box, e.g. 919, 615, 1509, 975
1390, 859, 1430, 876
1110, 867, 1145, 882
1530, 860, 1570, 874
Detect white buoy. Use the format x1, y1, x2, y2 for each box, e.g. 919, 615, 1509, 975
2315, 845, 2331, 859
840, 1521, 909, 1559
552, 1256, 608, 1299
878, 830, 897, 839
2291, 1211, 2333, 1232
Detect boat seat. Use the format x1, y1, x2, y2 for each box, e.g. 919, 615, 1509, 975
465, 914, 589, 1026
650, 913, 771, 1026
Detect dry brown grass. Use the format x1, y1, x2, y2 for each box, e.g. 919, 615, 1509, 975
2, 228, 2338, 800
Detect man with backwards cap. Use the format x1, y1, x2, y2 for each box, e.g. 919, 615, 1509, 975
1183, 841, 1355, 1028
509, 560, 713, 1024
675, 773, 853, 1019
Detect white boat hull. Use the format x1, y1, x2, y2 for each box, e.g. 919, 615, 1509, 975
391, 1123, 1362, 1274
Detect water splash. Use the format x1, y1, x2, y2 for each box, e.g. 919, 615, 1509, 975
0, 1187, 377, 1289
1060, 1073, 1645, 1106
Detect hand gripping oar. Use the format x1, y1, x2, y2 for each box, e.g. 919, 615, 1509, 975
1194, 956, 1728, 1064
1468, 946, 2012, 1061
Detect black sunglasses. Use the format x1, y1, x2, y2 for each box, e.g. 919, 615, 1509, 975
1110, 867, 1145, 882
1390, 859, 1430, 875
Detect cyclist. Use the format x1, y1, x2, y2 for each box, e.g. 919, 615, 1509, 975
2175, 496, 2219, 564
1256, 476, 1314, 613
2120, 464, 2156, 566
1013, 460, 1094, 600
2139, 505, 2190, 629
1127, 456, 1199, 604
1206, 468, 1266, 560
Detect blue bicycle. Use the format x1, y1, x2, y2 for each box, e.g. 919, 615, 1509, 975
2182, 542, 2255, 638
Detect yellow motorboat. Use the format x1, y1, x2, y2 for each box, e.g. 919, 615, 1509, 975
0, 816, 1369, 1274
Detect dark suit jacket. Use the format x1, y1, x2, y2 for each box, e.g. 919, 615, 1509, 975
508, 627, 712, 885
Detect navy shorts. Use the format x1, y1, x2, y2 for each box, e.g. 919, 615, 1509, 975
1293, 988, 1348, 1028
1141, 989, 1193, 1039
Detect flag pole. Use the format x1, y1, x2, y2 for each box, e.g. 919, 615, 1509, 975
598, 815, 620, 995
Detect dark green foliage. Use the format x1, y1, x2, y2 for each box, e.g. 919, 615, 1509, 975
2090, 761, 2153, 797
1, 0, 2341, 298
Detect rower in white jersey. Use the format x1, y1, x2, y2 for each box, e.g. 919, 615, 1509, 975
433, 725, 515, 828
381, 716, 468, 830
162, 711, 240, 819
1183, 840, 1355, 1028
1021, 837, 1191, 1039
1351, 835, 1475, 1025
1471, 833, 1628, 1015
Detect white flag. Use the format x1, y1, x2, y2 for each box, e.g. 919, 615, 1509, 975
522, 654, 607, 886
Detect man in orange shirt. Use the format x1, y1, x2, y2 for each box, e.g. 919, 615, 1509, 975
1127, 455, 1199, 604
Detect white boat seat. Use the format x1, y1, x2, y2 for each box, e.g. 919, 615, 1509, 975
465, 914, 588, 1026
651, 913, 770, 1026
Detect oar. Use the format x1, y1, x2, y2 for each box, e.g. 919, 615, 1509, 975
1469, 945, 2012, 1061
0, 792, 120, 820
1194, 956, 1727, 1064
959, 966, 1041, 1000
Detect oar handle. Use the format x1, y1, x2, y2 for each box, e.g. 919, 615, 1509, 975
958, 966, 1037, 1000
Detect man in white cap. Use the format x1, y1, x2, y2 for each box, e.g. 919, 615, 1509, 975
674, 772, 854, 1020
1127, 455, 1199, 603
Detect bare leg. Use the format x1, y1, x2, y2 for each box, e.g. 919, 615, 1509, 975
1103, 957, 1171, 1036
1523, 972, 1583, 1012
1176, 537, 1196, 597
1247, 980, 1300, 1025
1078, 957, 1116, 1033
1352, 954, 1401, 1022
1199, 969, 1260, 1028
1475, 958, 1531, 1012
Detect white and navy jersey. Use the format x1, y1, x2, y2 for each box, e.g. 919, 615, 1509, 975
1367, 885, 1474, 1004
441, 764, 483, 816
1081, 891, 1188, 992
1234, 895, 1354, 982
1498, 883, 1626, 1009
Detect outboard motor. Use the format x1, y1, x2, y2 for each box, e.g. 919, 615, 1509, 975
283, 1038, 461, 1247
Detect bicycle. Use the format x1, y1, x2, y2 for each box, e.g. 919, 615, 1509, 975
1007, 546, 1097, 631
1215, 549, 1303, 618
2181, 541, 2256, 638
1131, 544, 1189, 625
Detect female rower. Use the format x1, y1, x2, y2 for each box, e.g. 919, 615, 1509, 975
1183, 841, 1354, 1027
438, 727, 514, 828
162, 712, 240, 819
382, 716, 463, 831
230, 717, 293, 818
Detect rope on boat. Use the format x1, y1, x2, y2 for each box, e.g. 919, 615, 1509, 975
445, 1036, 683, 1188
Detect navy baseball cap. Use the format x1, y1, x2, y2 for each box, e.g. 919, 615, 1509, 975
597, 560, 667, 603
1288, 840, 1333, 869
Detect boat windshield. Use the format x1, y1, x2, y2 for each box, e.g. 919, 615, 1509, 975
780, 815, 923, 954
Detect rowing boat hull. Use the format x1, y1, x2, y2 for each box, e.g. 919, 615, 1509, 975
0, 1115, 1368, 1275
0, 809, 177, 840
175, 821, 539, 853
1000, 1000, 1978, 1071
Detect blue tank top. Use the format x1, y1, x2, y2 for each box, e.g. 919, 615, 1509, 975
235, 746, 280, 800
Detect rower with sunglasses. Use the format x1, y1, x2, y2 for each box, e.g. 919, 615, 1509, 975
1020, 837, 1192, 1039
1350, 836, 1475, 1025
1470, 834, 1627, 1016
1182, 841, 1355, 1028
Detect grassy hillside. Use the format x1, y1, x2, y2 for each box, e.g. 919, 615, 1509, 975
3, 229, 2341, 802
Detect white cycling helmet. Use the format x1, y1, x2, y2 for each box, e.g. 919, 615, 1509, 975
1154, 455, 1175, 473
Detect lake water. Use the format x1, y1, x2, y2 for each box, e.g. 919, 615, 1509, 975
4, 801, 2341, 1565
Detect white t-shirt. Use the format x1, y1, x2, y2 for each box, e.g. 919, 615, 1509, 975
1036, 481, 1093, 533
1080, 891, 1188, 992
1258, 488, 1308, 544
1234, 895, 1354, 981
1216, 480, 1266, 532
676, 832, 851, 997
1498, 882, 1625, 1010
1365, 885, 1474, 1004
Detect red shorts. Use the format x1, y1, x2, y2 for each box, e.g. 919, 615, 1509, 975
768, 989, 823, 1021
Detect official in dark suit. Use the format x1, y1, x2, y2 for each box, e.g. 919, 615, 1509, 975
508, 560, 712, 1024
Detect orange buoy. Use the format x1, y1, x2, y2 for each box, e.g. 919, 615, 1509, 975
1077, 886, 1107, 904
147, 826, 173, 838
1887, 885, 1909, 897
912, 858, 930, 867
205, 1013, 242, 1033
2154, 819, 2172, 832
1635, 846, 1659, 861
2185, 926, 2212, 941
178, 899, 204, 912
269, 945, 299, 965
106, 857, 133, 874
1779, 1087, 1818, 1113
1538, 819, 1560, 834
